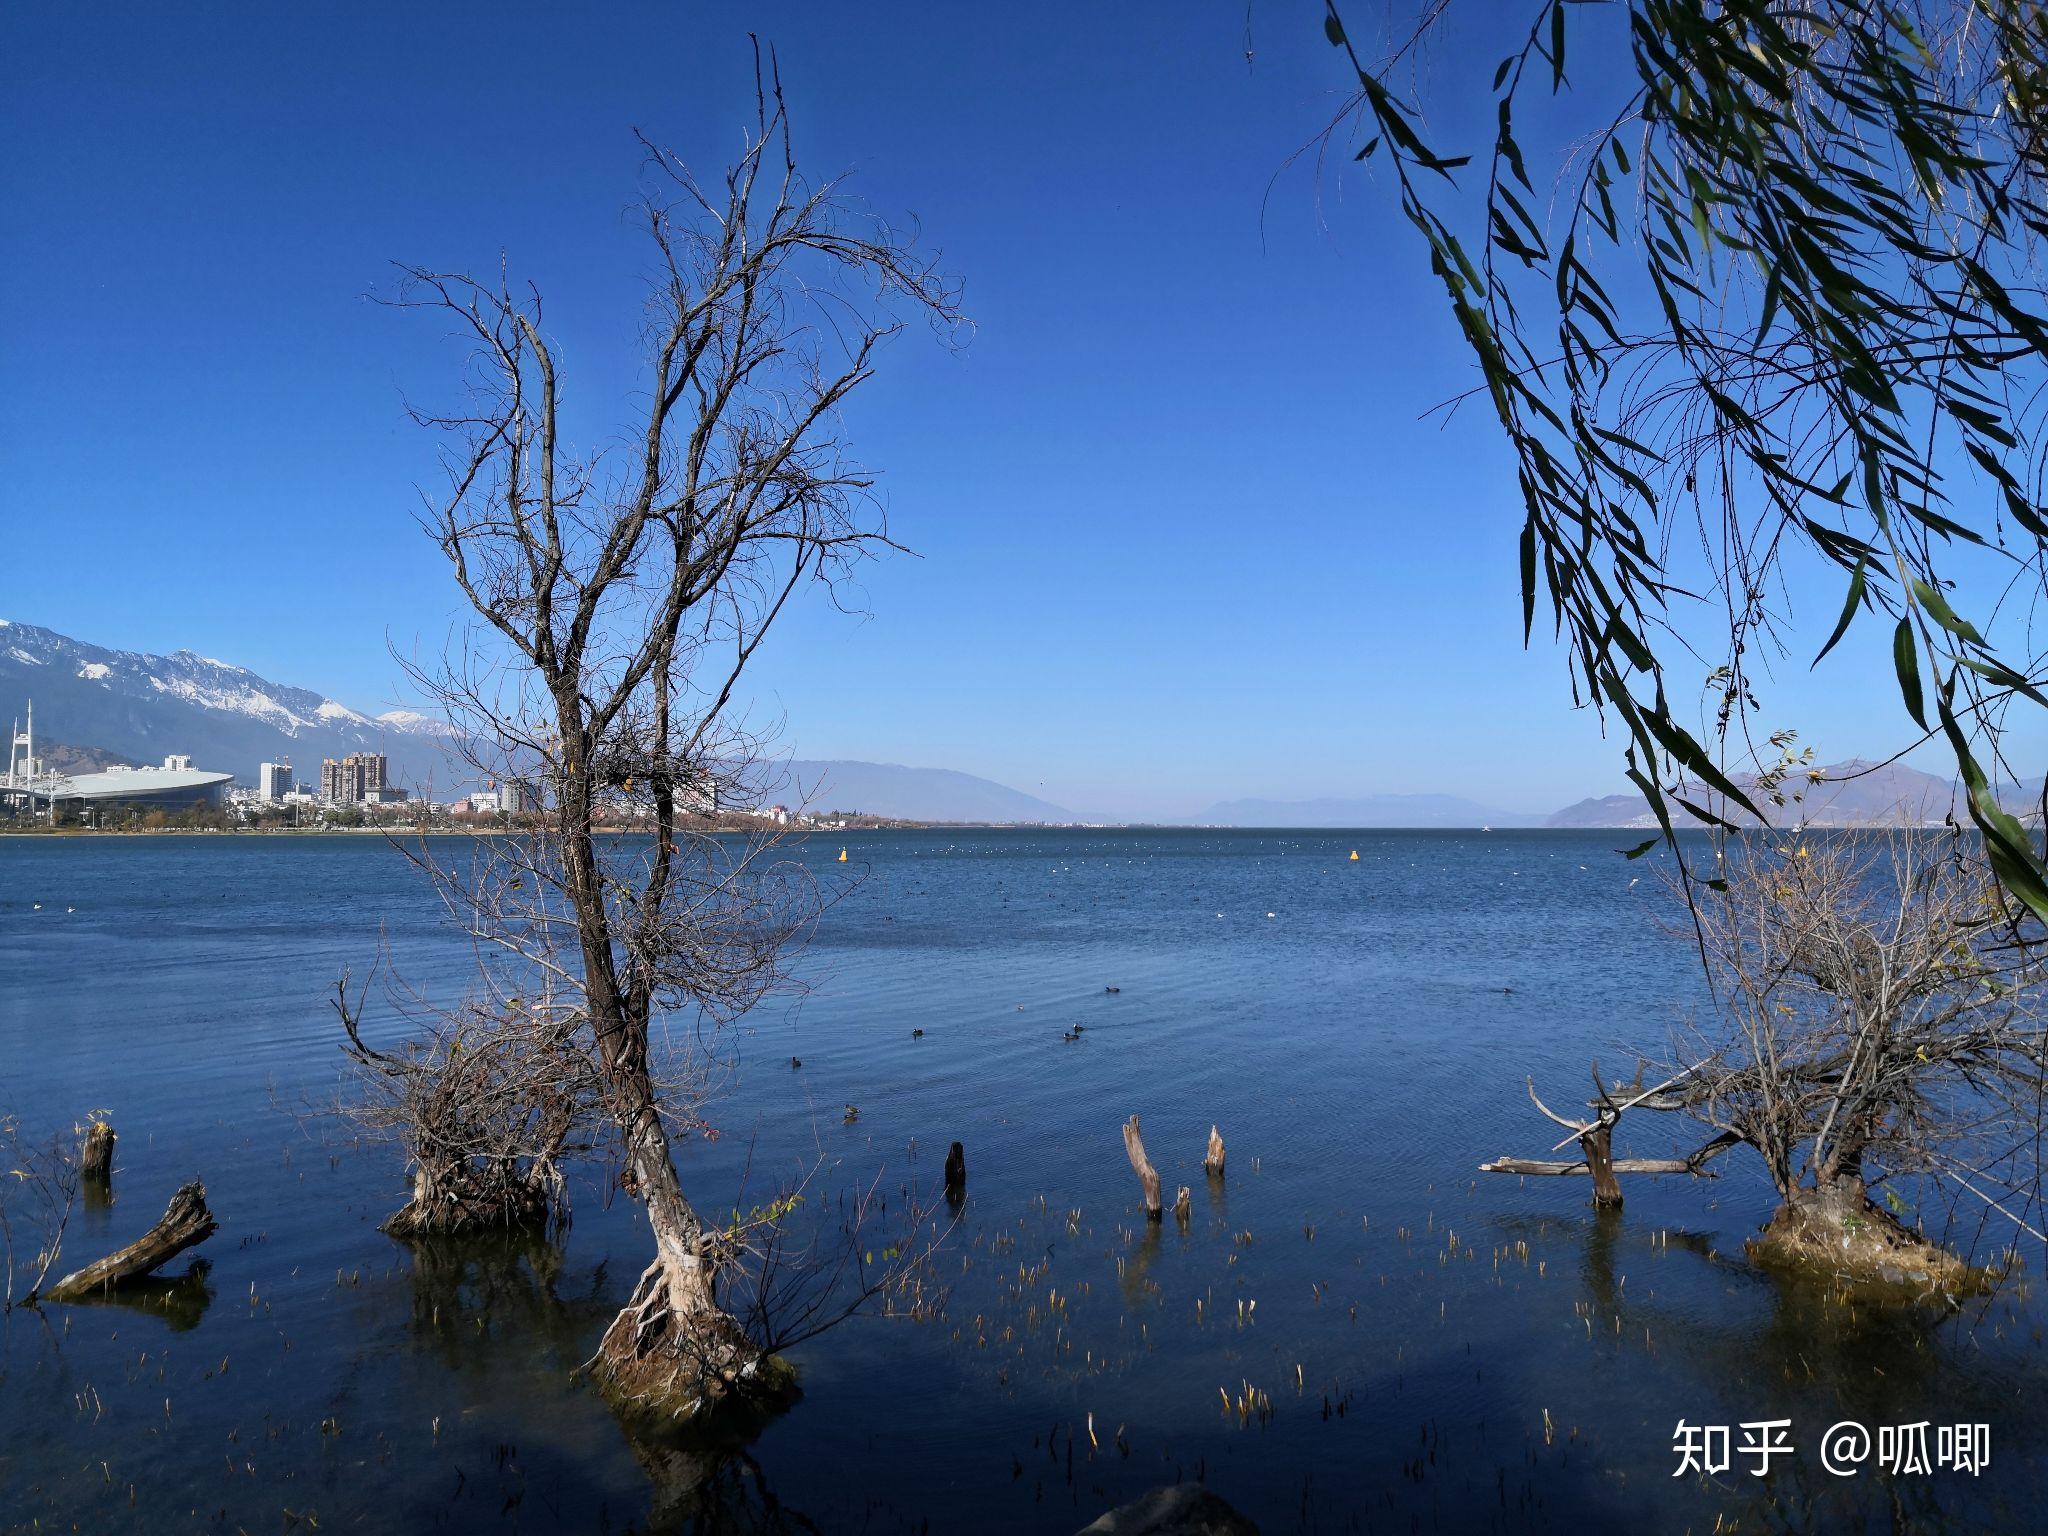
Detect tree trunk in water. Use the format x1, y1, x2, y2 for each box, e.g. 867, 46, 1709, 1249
383, 1156, 559, 1239
81, 1121, 115, 1184
1123, 1115, 1162, 1221
1580, 1124, 1623, 1208
1204, 1125, 1226, 1179
943, 1141, 966, 1203
593, 1090, 791, 1419
557, 743, 781, 1421
38, 1181, 217, 1302
1748, 1173, 1991, 1296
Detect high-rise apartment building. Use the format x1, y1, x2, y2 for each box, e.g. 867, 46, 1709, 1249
319, 753, 390, 804
258, 761, 293, 802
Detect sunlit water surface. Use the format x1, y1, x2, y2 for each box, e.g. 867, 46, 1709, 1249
1, 829, 2042, 1533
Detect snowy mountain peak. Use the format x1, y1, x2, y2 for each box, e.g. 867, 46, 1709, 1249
0, 620, 451, 785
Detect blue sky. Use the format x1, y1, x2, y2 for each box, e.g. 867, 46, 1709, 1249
1, 2, 1998, 819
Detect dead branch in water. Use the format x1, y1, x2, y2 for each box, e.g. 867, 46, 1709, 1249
35, 1181, 217, 1303
1, 1113, 81, 1310
1483, 1061, 1714, 1207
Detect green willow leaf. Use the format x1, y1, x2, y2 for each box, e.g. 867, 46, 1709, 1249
1812, 556, 1867, 668
1894, 618, 1927, 729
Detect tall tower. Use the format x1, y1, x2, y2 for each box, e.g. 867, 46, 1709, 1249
7, 700, 33, 785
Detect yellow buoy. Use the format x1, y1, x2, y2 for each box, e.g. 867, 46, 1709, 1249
1349, 849, 1359, 861
838, 848, 848, 862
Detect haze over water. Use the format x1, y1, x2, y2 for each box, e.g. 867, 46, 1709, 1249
1, 829, 2040, 1531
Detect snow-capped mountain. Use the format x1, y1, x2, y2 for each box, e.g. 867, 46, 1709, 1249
0, 619, 453, 788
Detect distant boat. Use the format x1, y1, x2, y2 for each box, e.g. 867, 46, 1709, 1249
1482, 825, 1493, 833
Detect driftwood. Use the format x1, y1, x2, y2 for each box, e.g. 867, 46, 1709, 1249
943, 1141, 966, 1199
80, 1120, 115, 1183
1203, 1125, 1226, 1178
1480, 1062, 1729, 1209
37, 1180, 217, 1302
1123, 1116, 1162, 1221
1482, 1133, 1740, 1179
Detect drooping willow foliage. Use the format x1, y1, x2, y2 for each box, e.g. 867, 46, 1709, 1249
1325, 0, 2048, 914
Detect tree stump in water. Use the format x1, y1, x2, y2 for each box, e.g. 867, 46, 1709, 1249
39, 1180, 217, 1302
943, 1141, 966, 1200
80, 1120, 115, 1184
1580, 1122, 1624, 1208
1123, 1116, 1162, 1221
1204, 1125, 1226, 1179
1173, 1185, 1191, 1224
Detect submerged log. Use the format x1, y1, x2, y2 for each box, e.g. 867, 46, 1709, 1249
80, 1120, 115, 1183
1123, 1115, 1162, 1221
1203, 1125, 1226, 1178
1482, 1131, 1740, 1180
38, 1180, 217, 1302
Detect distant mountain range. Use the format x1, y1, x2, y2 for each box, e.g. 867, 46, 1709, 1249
769, 762, 1072, 823
1201, 794, 1543, 828
6, 620, 2034, 828
0, 619, 453, 788
1545, 758, 2037, 829
0, 620, 1073, 821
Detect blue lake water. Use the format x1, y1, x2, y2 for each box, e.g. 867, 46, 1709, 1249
0, 828, 2041, 1532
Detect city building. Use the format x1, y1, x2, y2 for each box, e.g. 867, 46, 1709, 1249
680, 769, 720, 816
258, 760, 293, 802
320, 753, 390, 805
2, 700, 230, 814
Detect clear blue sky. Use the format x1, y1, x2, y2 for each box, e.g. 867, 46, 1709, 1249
0, 2, 1988, 819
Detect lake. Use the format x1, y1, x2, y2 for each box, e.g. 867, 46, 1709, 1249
0, 829, 2040, 1532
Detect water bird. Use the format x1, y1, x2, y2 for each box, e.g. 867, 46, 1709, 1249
911, 1028, 924, 1038
1104, 986, 1120, 994
66, 906, 74, 914
1265, 912, 1276, 919
790, 1056, 802, 1069
32, 903, 41, 911
844, 1104, 860, 1123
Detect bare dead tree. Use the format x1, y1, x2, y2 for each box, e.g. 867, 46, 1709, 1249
1486, 830, 2048, 1293
1683, 831, 2048, 1285
384, 52, 963, 1420
334, 968, 603, 1238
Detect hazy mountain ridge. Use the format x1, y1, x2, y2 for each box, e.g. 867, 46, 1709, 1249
1200, 793, 1544, 828
1545, 759, 2039, 828
767, 761, 1073, 823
